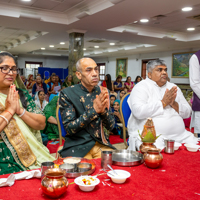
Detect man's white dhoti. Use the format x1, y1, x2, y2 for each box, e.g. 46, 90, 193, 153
127, 78, 198, 150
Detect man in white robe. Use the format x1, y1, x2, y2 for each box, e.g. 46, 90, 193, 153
127, 59, 198, 150
189, 50, 200, 138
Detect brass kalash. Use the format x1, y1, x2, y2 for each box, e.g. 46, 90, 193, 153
41, 168, 68, 198
139, 118, 163, 168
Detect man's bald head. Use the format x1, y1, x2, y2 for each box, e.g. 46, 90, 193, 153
76, 58, 96, 72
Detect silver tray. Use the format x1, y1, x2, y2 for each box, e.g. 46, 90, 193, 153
59, 157, 96, 178
112, 150, 144, 166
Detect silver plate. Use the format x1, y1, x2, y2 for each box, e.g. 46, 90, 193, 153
112, 150, 144, 166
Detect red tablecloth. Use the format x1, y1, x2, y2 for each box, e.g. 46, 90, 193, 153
1, 145, 200, 200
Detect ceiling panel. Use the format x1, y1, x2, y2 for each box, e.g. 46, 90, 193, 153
52, 0, 83, 12
31, 0, 60, 10
0, 0, 10, 2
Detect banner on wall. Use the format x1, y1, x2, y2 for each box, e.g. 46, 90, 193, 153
38, 67, 68, 80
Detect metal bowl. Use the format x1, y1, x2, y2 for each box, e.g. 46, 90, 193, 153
63, 157, 81, 171
59, 163, 75, 173
77, 162, 92, 172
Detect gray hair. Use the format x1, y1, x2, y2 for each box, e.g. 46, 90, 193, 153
146, 59, 166, 73
76, 57, 93, 72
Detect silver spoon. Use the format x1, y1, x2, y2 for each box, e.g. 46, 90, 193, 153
102, 169, 115, 176
107, 164, 119, 176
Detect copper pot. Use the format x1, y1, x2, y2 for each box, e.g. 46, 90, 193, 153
144, 149, 163, 169
41, 168, 68, 198
139, 142, 156, 154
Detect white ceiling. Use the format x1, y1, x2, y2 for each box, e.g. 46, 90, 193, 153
0, 0, 200, 58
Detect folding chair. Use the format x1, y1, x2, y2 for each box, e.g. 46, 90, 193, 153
120, 93, 131, 149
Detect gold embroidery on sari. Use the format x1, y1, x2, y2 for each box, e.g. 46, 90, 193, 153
0, 102, 36, 168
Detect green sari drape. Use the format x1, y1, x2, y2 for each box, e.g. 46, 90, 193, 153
0, 89, 54, 175
42, 96, 59, 140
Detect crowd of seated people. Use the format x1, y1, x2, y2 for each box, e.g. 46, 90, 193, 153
20, 71, 141, 147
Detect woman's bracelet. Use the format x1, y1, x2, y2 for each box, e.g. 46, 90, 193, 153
0, 115, 8, 125
18, 108, 26, 118
4, 110, 13, 116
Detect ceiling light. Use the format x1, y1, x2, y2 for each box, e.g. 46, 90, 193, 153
187, 27, 195, 31
60, 42, 65, 45
83, 48, 86, 50
140, 19, 149, 23
41, 47, 45, 50
133, 21, 138, 23
21, 0, 31, 1
110, 43, 115, 45
94, 46, 99, 48
49, 45, 54, 47
182, 7, 192, 11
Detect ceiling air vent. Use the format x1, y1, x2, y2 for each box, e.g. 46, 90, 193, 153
57, 48, 68, 50
88, 39, 106, 43
187, 14, 200, 21
151, 15, 166, 20
51, 0, 66, 3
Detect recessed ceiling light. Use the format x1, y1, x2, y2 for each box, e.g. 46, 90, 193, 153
182, 7, 192, 11
21, 0, 31, 2
94, 46, 99, 48
49, 45, 54, 47
110, 43, 115, 45
41, 47, 45, 50
133, 21, 138, 23
140, 19, 149, 23
60, 42, 65, 45
83, 48, 86, 50
187, 27, 195, 31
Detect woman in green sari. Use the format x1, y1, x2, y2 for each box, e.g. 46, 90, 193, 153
42, 96, 59, 141
0, 52, 54, 175
62, 75, 74, 89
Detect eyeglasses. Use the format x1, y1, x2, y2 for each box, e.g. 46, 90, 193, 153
0, 66, 19, 74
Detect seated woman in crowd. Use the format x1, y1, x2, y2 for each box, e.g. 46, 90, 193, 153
26, 74, 35, 95
124, 76, 135, 92
114, 75, 124, 94
134, 76, 142, 84
21, 75, 26, 85
0, 52, 54, 175
34, 91, 48, 111
102, 74, 117, 96
111, 100, 123, 138
56, 75, 63, 86
117, 89, 126, 100
42, 96, 59, 144
62, 75, 74, 89
47, 75, 60, 101
32, 76, 48, 101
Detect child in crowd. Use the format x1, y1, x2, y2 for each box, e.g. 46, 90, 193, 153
110, 95, 116, 112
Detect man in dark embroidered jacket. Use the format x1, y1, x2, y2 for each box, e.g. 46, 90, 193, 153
59, 58, 115, 158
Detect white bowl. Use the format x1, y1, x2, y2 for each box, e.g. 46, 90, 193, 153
174, 142, 182, 150
184, 143, 200, 152
74, 176, 100, 192
107, 170, 131, 184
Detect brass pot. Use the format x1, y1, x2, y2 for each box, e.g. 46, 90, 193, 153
144, 149, 163, 169
41, 168, 68, 198
139, 142, 156, 154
